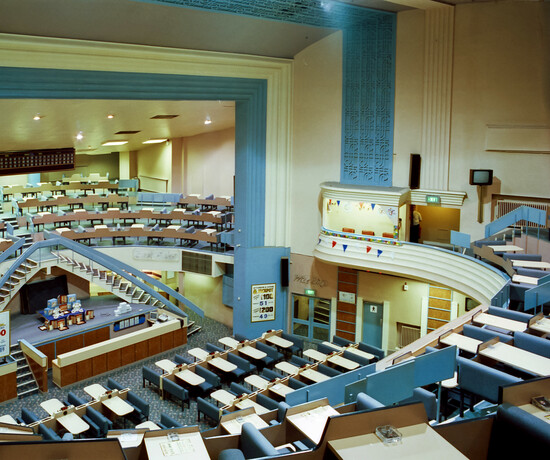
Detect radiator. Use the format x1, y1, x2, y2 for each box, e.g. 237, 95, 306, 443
496, 200, 548, 228
399, 325, 421, 348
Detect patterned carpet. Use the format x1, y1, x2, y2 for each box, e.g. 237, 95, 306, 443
0, 314, 235, 431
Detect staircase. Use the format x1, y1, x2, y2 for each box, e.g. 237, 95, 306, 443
10, 343, 39, 398
54, 253, 164, 308
0, 259, 40, 310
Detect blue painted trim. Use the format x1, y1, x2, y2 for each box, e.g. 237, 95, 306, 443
485, 205, 546, 238
0, 66, 266, 249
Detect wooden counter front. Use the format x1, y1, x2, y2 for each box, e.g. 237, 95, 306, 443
52, 319, 186, 387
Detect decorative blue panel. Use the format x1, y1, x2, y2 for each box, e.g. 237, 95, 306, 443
342, 17, 396, 186
136, 0, 397, 187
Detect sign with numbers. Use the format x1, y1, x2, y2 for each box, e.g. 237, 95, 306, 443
0, 311, 10, 358
251, 283, 276, 322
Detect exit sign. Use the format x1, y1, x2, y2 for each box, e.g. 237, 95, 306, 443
304, 289, 316, 296
426, 195, 441, 205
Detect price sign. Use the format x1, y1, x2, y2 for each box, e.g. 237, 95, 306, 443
0, 311, 10, 358
251, 283, 276, 322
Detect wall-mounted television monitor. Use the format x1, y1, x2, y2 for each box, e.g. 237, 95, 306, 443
469, 169, 493, 186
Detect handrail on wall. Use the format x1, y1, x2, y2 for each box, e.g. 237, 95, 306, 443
485, 205, 546, 239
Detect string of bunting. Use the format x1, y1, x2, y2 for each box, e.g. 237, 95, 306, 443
321, 229, 402, 246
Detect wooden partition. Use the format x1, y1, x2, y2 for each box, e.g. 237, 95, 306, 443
37, 325, 111, 368
52, 319, 186, 387
0, 358, 17, 403
0, 438, 126, 460
501, 376, 550, 406
434, 418, 494, 460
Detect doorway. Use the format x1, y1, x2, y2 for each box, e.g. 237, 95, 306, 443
415, 205, 460, 244
362, 301, 383, 348
291, 294, 331, 342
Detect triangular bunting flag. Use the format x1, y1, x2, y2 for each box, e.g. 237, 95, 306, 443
343, 244, 348, 252
332, 240, 337, 248
318, 238, 321, 245
366, 246, 372, 253
371, 203, 376, 211
337, 200, 340, 206
377, 249, 383, 257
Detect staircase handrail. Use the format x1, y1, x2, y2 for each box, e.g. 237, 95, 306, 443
524, 275, 550, 312
0, 236, 201, 318
485, 205, 546, 238
44, 233, 202, 318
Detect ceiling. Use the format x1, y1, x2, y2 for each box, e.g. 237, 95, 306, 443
0, 0, 411, 157
0, 100, 236, 155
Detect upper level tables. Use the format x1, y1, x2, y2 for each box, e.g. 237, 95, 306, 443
265, 335, 294, 349
174, 369, 205, 387
238, 345, 267, 361
303, 349, 328, 362
0, 415, 18, 425
84, 383, 109, 400
188, 348, 209, 361
244, 374, 270, 391
328, 423, 467, 459
529, 316, 550, 335
344, 346, 375, 361
300, 368, 330, 383
208, 357, 238, 373
219, 336, 240, 349
144, 429, 210, 460
210, 389, 236, 406
275, 361, 300, 375
479, 341, 550, 376
512, 260, 550, 270
487, 244, 524, 253
439, 332, 481, 354
512, 274, 539, 285
234, 398, 270, 415
287, 403, 339, 444
40, 398, 90, 436
472, 312, 527, 333
40, 398, 65, 415
327, 354, 360, 371
155, 359, 177, 373
268, 383, 294, 398
220, 411, 269, 435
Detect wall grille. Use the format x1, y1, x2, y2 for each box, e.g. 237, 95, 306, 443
399, 324, 421, 348
182, 252, 212, 275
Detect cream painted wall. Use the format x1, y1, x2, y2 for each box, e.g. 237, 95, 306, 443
181, 272, 232, 327
394, 4, 550, 240
184, 128, 235, 197
450, 3, 550, 238
136, 141, 172, 191
291, 32, 343, 256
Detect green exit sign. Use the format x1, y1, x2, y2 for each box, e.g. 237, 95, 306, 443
426, 195, 441, 205
304, 289, 316, 296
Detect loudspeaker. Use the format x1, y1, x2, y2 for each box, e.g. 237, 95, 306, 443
280, 257, 289, 287
409, 153, 421, 190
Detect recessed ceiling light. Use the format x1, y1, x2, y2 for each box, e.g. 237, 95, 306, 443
204, 116, 212, 125
101, 140, 128, 146
142, 139, 168, 144
33, 115, 43, 121
151, 114, 179, 119
107, 114, 115, 119
115, 130, 141, 135
76, 132, 84, 140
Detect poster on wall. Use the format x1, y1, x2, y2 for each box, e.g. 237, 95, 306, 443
0, 311, 10, 358
251, 283, 276, 322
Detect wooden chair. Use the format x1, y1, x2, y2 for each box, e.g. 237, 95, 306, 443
342, 227, 355, 233
382, 232, 394, 238
362, 230, 374, 236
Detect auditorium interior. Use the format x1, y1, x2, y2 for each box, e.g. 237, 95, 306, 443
0, 0, 548, 458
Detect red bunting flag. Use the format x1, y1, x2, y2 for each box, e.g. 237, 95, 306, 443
332, 241, 337, 248
366, 246, 372, 253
